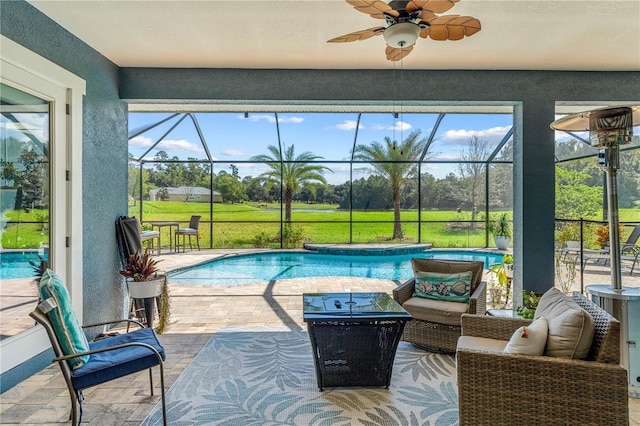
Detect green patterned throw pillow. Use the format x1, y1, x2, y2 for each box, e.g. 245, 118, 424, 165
413, 271, 473, 303
39, 269, 90, 369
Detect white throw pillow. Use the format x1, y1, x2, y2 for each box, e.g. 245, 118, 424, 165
503, 316, 548, 356
534, 287, 594, 359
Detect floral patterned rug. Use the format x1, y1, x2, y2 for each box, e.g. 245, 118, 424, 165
141, 327, 459, 425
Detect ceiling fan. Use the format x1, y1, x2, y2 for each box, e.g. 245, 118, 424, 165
328, 0, 481, 61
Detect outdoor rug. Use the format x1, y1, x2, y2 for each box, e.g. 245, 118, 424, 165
141, 327, 459, 425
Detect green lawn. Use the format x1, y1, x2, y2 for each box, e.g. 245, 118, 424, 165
2, 202, 637, 249
125, 201, 492, 248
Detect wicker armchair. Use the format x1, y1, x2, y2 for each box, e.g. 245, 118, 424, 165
392, 259, 486, 353
456, 292, 629, 426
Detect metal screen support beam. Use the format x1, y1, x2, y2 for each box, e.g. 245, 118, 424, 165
349, 113, 362, 243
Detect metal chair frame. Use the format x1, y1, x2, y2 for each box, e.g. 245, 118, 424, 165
174, 215, 201, 252
29, 308, 167, 426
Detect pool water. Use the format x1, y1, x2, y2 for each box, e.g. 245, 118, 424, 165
0, 251, 45, 279
169, 250, 504, 286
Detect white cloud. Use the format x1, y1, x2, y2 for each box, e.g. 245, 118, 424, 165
129, 135, 153, 147
157, 139, 204, 154
244, 114, 304, 124
335, 120, 362, 131
222, 149, 244, 157
393, 121, 412, 131
441, 126, 511, 145
127, 136, 199, 154
278, 115, 304, 123
246, 114, 276, 123
371, 121, 412, 131
435, 152, 463, 161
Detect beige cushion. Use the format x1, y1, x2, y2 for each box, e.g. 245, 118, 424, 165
402, 296, 469, 326
411, 258, 484, 293
457, 335, 508, 353
503, 316, 548, 356
534, 288, 595, 359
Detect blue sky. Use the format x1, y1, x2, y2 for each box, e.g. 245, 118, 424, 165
129, 111, 514, 184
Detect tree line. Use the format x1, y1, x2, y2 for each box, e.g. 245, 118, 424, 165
126, 132, 640, 233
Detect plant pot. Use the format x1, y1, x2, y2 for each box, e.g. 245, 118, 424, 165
127, 276, 164, 299
565, 240, 581, 249
504, 263, 514, 278
494, 235, 510, 250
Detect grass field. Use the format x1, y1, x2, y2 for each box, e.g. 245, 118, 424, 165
123, 201, 640, 249
2, 202, 638, 249
127, 201, 493, 248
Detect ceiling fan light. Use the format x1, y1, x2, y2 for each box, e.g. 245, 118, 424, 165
383, 22, 420, 48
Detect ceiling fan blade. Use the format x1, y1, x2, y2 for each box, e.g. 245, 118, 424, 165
420, 15, 481, 40
346, 0, 400, 19
407, 0, 459, 14
328, 27, 385, 43
385, 45, 414, 61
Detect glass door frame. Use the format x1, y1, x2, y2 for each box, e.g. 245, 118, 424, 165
0, 35, 84, 375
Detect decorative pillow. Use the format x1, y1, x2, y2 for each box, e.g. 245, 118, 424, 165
534, 287, 595, 359
411, 258, 484, 293
503, 316, 549, 355
39, 269, 90, 369
413, 271, 472, 303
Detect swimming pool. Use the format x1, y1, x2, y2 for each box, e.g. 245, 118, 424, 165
169, 250, 505, 286
0, 251, 45, 280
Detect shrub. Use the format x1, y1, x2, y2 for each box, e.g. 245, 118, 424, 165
253, 231, 272, 248
282, 225, 306, 248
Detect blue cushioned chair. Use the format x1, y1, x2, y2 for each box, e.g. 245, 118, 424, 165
30, 308, 167, 425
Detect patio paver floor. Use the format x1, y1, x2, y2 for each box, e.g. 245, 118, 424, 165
1, 249, 638, 425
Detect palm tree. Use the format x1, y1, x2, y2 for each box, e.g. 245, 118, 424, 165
353, 130, 428, 240
250, 145, 331, 223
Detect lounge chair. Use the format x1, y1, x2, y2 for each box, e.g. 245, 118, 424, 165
582, 224, 640, 275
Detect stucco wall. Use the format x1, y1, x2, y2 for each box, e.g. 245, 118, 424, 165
1, 1, 129, 323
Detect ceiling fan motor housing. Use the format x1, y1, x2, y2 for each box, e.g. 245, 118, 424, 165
383, 22, 421, 48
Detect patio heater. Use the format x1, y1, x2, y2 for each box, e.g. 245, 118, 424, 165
551, 106, 640, 398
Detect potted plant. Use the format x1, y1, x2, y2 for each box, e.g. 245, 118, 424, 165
488, 260, 512, 308
517, 289, 541, 319
489, 213, 511, 250
593, 224, 625, 249
119, 247, 164, 299
556, 222, 581, 249
119, 248, 168, 328
502, 253, 514, 278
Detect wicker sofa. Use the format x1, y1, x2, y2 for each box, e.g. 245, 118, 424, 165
392, 259, 487, 353
456, 291, 629, 426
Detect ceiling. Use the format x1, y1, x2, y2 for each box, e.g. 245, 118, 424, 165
28, 0, 640, 71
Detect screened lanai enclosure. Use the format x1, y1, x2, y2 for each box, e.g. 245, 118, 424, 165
127, 106, 639, 250
127, 109, 516, 249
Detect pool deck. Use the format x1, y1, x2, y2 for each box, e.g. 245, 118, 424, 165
1, 246, 638, 425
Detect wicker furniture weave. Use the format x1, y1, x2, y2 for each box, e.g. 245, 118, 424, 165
303, 292, 411, 390
392, 259, 487, 353
456, 291, 629, 426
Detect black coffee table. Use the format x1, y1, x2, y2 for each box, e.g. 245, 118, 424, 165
303, 292, 411, 391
